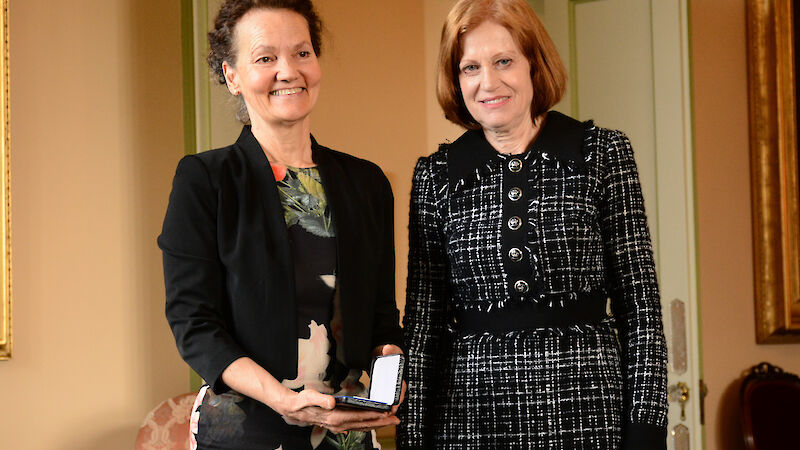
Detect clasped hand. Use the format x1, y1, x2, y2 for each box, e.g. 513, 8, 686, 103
278, 388, 400, 434
278, 344, 406, 433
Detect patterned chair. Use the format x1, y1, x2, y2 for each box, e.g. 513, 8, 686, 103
135, 392, 198, 450
740, 362, 800, 450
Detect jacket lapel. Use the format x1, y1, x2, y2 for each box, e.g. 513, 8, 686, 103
233, 126, 296, 322
312, 140, 366, 339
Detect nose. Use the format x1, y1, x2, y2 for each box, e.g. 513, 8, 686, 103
480, 66, 500, 91
275, 57, 299, 82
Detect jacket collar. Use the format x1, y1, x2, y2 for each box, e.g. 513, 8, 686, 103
447, 110, 588, 184
234, 125, 326, 168
231, 126, 350, 243
232, 125, 364, 337
235, 125, 265, 165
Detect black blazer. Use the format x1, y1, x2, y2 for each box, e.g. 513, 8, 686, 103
159, 126, 402, 392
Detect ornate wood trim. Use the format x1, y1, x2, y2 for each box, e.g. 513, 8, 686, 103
0, 0, 10, 360
747, 0, 800, 343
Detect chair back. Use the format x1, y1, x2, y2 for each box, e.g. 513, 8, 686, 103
740, 362, 800, 450
135, 392, 198, 450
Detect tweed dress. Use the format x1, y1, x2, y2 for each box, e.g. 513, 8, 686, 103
397, 112, 668, 450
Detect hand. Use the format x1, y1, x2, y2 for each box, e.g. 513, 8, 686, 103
276, 388, 400, 434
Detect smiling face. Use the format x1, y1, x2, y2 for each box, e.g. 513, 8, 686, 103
458, 20, 534, 134
223, 8, 321, 128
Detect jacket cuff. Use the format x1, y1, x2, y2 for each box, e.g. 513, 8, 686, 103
623, 422, 667, 450
203, 349, 248, 394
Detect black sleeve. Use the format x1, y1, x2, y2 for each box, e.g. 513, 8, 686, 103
370, 168, 403, 350
397, 157, 449, 448
598, 131, 668, 449
158, 155, 247, 392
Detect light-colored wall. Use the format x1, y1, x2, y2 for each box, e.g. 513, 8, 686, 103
424, 0, 464, 155
312, 0, 427, 313
0, 0, 189, 448
0, 1, 430, 448
690, 1, 800, 449
3, 0, 798, 448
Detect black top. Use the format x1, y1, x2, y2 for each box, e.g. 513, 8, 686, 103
159, 126, 402, 392
275, 165, 351, 388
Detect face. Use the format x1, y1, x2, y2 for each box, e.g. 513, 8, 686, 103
223, 8, 322, 127
458, 21, 534, 133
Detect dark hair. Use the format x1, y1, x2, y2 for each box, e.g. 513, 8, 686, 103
437, 0, 567, 130
207, 0, 323, 85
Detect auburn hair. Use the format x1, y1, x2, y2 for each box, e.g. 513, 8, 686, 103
437, 0, 567, 129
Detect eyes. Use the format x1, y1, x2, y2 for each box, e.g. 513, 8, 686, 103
254, 50, 313, 64
460, 58, 513, 75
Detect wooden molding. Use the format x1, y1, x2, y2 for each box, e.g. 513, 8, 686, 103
747, 0, 800, 343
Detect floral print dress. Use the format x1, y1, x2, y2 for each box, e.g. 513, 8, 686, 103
189, 164, 381, 450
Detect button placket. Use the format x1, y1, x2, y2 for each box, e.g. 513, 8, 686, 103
501, 154, 532, 300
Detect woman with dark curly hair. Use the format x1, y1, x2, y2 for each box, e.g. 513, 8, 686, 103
398, 0, 668, 448
159, 1, 403, 448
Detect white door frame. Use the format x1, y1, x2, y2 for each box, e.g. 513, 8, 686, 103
536, 0, 703, 447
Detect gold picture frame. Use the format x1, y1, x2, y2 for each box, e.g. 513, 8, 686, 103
0, 0, 10, 360
747, 0, 800, 343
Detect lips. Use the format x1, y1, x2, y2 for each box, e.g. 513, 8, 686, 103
270, 87, 306, 96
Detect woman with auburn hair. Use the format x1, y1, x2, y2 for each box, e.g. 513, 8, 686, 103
398, 0, 668, 449
159, 0, 403, 448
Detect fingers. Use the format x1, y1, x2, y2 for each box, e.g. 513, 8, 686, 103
281, 415, 312, 427
346, 422, 399, 433
328, 408, 387, 424
296, 389, 336, 410
390, 381, 407, 415
290, 406, 389, 433
373, 343, 404, 357
380, 344, 404, 356
324, 413, 400, 434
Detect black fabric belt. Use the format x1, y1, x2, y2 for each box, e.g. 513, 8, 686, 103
453, 292, 609, 333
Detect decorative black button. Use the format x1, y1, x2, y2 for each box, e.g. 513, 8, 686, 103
509, 248, 523, 262
514, 280, 530, 293
508, 158, 523, 172
508, 187, 522, 201
508, 216, 522, 230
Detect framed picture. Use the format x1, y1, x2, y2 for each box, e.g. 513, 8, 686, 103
0, 0, 11, 360
747, 0, 800, 343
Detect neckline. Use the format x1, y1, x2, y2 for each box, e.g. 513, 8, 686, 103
445, 110, 590, 185
278, 164, 318, 171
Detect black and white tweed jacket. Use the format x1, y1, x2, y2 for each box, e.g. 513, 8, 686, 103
399, 111, 668, 447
